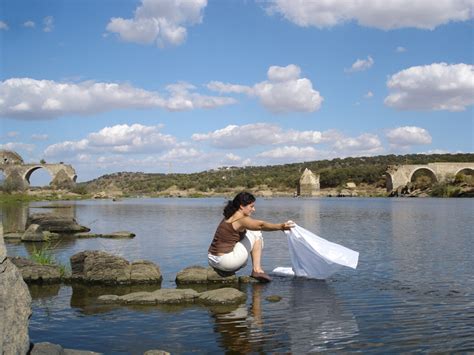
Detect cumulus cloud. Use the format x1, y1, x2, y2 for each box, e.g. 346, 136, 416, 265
267, 0, 474, 30
7, 131, 19, 138
364, 91, 374, 98
0, 142, 35, 153
396, 46, 407, 53
386, 126, 432, 147
23, 20, 35, 28
43, 16, 54, 32
0, 21, 9, 30
0, 78, 235, 119
192, 123, 322, 148
385, 63, 474, 111
106, 0, 207, 47
44, 124, 177, 157
329, 132, 383, 154
257, 146, 319, 161
346, 56, 374, 73
207, 64, 323, 113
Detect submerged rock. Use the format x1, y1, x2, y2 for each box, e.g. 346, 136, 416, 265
29, 342, 102, 354
98, 287, 245, 306
27, 213, 90, 234
70, 250, 162, 285
9, 256, 62, 284
74, 231, 135, 239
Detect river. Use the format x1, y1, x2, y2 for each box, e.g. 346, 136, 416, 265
3, 197, 473, 353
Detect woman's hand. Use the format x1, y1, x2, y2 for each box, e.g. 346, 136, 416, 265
281, 221, 295, 230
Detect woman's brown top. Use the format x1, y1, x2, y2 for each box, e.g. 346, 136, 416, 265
208, 219, 246, 255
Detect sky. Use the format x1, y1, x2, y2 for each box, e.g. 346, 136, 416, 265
1, 0, 473, 184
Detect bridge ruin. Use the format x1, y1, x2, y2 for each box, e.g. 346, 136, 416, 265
386, 162, 474, 192
0, 150, 77, 190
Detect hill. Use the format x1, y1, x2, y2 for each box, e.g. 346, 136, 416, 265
81, 153, 474, 197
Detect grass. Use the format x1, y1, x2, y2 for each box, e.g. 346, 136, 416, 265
30, 242, 68, 277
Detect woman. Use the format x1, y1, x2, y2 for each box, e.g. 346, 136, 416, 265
208, 192, 294, 282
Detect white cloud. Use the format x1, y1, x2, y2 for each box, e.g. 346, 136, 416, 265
385, 63, 474, 111
346, 56, 374, 73
0, 142, 35, 153
31, 134, 49, 141
0, 21, 9, 30
331, 132, 383, 154
364, 91, 374, 98
207, 64, 323, 113
192, 123, 322, 148
7, 131, 19, 137
43, 16, 54, 32
267, 0, 474, 30
257, 146, 319, 161
386, 126, 432, 147
0, 78, 235, 119
159, 147, 201, 161
23, 21, 35, 28
44, 124, 177, 157
396, 46, 407, 53
106, 0, 207, 47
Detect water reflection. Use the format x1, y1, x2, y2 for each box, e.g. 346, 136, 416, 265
1, 202, 28, 233
284, 279, 359, 353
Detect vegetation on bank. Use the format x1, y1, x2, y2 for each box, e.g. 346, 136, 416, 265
83, 153, 473, 196
1, 153, 472, 201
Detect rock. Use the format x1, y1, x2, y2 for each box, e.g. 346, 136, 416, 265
238, 275, 260, 284
144, 350, 170, 355
98, 289, 199, 305
74, 231, 135, 239
176, 266, 238, 285
9, 256, 62, 284
21, 224, 60, 242
98, 287, 245, 306
3, 232, 23, 240
0, 225, 32, 354
265, 295, 282, 302
30, 342, 102, 355
197, 287, 246, 305
27, 213, 90, 234
131, 260, 163, 284
70, 251, 162, 285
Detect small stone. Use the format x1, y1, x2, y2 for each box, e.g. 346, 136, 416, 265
198, 287, 246, 305
265, 295, 282, 302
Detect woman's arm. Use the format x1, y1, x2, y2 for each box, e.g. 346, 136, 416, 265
238, 217, 293, 231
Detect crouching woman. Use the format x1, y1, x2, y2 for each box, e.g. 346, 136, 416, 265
208, 192, 294, 282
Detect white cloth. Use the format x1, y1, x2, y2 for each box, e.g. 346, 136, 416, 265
273, 224, 359, 279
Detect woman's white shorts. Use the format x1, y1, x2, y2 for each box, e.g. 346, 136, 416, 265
208, 230, 263, 272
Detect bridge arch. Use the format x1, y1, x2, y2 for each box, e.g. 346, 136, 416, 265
24, 165, 53, 185
409, 168, 438, 185
455, 168, 473, 177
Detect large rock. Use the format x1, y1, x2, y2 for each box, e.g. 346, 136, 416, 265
176, 266, 238, 285
27, 213, 90, 234
0, 225, 32, 354
98, 287, 245, 306
70, 251, 162, 285
9, 256, 62, 284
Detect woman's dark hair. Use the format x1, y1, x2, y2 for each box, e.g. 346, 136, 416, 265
223, 192, 256, 219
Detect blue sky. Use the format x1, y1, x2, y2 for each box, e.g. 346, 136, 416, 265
1, 0, 473, 184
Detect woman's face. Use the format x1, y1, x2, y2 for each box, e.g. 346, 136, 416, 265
240, 202, 255, 216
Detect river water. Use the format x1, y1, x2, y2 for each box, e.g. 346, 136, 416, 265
3, 197, 474, 353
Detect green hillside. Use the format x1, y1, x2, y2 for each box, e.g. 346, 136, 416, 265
82, 153, 474, 196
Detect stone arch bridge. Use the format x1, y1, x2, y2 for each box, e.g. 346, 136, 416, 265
0, 150, 77, 190
386, 162, 474, 191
